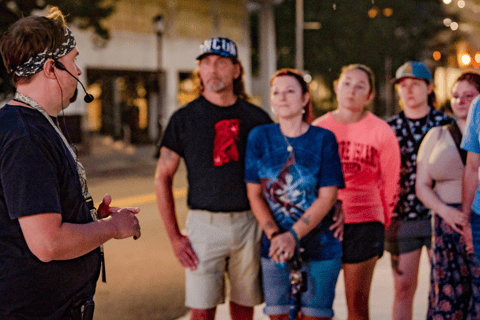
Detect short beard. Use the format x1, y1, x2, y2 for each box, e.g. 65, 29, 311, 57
69, 88, 78, 103
204, 80, 225, 92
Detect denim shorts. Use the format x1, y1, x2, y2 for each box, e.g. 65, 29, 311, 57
261, 257, 342, 318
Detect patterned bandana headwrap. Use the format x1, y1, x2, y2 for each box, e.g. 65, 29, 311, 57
14, 27, 76, 77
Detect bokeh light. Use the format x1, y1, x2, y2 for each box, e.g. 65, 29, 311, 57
368, 7, 379, 18
459, 53, 472, 66
383, 8, 393, 17
475, 53, 480, 63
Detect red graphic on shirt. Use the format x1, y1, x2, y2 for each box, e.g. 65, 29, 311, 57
213, 119, 240, 166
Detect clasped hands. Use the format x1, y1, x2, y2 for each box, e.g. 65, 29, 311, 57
439, 206, 473, 253
269, 231, 297, 263
97, 194, 141, 240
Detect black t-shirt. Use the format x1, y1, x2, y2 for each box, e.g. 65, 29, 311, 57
161, 96, 272, 212
0, 105, 100, 319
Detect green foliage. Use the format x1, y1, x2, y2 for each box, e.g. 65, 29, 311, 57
274, 0, 460, 116
0, 0, 116, 99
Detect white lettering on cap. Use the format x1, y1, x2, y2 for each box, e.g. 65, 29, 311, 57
212, 38, 221, 50
222, 39, 228, 52
201, 39, 213, 54
222, 39, 236, 57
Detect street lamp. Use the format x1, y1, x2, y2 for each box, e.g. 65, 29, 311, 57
296, 0, 304, 71
152, 14, 165, 156
152, 14, 165, 70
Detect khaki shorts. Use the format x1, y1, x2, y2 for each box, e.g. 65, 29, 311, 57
185, 209, 263, 309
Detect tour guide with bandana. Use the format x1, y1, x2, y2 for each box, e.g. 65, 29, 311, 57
0, 7, 141, 319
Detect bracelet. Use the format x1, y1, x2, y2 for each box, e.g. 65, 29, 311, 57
288, 228, 299, 244
268, 230, 280, 240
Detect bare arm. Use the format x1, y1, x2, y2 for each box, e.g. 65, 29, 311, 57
248, 183, 338, 263
463, 152, 480, 223
291, 186, 338, 239
416, 129, 463, 233
19, 205, 140, 263
246, 182, 280, 239
154, 146, 198, 270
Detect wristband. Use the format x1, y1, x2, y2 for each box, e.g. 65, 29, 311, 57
268, 230, 280, 240
288, 228, 299, 244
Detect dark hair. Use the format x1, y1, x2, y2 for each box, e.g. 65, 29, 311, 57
270, 68, 313, 123
0, 6, 67, 85
336, 64, 376, 94
454, 72, 480, 93
193, 57, 249, 101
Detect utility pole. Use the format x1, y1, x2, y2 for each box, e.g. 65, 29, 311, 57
296, 0, 304, 71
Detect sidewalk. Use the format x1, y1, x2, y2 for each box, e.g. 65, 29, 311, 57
175, 251, 431, 320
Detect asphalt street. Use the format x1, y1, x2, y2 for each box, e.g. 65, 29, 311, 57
80, 141, 430, 320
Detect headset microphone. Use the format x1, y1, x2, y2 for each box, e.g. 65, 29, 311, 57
54, 61, 94, 103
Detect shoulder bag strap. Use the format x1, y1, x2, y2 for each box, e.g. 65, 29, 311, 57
447, 122, 467, 165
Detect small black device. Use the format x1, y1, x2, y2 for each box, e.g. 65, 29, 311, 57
54, 61, 94, 103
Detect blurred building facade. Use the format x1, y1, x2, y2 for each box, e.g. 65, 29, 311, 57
435, 0, 480, 109
66, 0, 276, 150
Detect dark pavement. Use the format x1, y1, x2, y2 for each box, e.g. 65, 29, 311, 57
78, 136, 158, 179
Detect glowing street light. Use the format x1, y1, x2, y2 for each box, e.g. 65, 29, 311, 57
458, 53, 472, 67
475, 52, 480, 63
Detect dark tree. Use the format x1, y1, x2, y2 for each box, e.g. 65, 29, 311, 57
274, 0, 460, 116
0, 0, 116, 100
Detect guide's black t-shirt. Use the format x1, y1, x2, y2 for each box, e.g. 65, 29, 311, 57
0, 105, 100, 319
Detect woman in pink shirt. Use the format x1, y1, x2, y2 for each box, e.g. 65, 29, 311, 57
313, 64, 400, 320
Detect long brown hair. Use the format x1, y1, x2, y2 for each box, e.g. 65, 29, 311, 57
192, 58, 249, 101
270, 68, 313, 123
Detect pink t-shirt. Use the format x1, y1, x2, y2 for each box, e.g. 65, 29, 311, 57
313, 112, 400, 226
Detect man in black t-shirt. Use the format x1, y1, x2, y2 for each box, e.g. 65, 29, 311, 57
155, 37, 271, 320
0, 9, 141, 319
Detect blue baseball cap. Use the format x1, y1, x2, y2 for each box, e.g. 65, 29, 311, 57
196, 37, 238, 61
394, 61, 432, 84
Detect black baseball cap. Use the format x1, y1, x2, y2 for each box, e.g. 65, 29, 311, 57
196, 37, 238, 61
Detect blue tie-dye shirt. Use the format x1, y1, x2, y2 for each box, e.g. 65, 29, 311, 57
245, 124, 344, 261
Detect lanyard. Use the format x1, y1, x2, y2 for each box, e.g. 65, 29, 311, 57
13, 92, 107, 281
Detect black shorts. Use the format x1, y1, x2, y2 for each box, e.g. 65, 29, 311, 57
342, 221, 385, 264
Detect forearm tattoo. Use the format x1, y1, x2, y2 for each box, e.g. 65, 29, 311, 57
301, 216, 311, 225
265, 221, 277, 230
